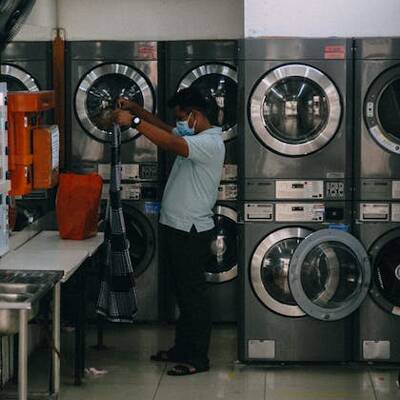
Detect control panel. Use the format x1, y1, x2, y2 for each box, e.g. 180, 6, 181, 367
102, 183, 158, 201
98, 163, 158, 182
218, 183, 237, 201
359, 203, 390, 222
276, 180, 324, 199
221, 164, 238, 182
244, 203, 273, 222
275, 203, 325, 222
325, 181, 345, 200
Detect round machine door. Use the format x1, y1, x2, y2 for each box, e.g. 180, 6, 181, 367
206, 205, 238, 283
0, 64, 40, 91
123, 204, 156, 278
249, 64, 342, 156
369, 229, 400, 316
364, 66, 400, 154
250, 227, 314, 317
75, 63, 155, 144
289, 229, 371, 321
178, 63, 237, 141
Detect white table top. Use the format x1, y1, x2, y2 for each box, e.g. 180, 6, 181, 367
18, 231, 104, 257
0, 249, 89, 283
0, 231, 104, 283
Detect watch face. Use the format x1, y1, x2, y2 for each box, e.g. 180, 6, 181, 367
133, 116, 141, 125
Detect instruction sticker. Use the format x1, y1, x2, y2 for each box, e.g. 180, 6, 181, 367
144, 202, 161, 214
324, 45, 346, 59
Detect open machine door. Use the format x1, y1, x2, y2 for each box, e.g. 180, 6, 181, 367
289, 229, 371, 321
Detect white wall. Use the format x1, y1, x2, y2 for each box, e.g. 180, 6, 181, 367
58, 0, 244, 41
12, 0, 400, 42
245, 0, 400, 37
14, 0, 57, 41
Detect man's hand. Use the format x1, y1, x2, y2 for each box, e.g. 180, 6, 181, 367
116, 97, 142, 112
113, 109, 133, 126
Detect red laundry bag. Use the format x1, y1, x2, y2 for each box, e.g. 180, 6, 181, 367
56, 173, 103, 240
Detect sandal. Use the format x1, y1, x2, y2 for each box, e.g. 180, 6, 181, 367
167, 364, 209, 376
150, 350, 183, 363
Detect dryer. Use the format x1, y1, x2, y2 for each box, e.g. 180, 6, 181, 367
239, 38, 353, 201
239, 201, 371, 362
353, 201, 400, 362
0, 41, 52, 91
354, 38, 400, 201
164, 40, 238, 182
66, 41, 160, 181
101, 181, 161, 321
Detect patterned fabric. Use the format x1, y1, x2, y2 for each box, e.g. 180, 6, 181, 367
96, 123, 138, 322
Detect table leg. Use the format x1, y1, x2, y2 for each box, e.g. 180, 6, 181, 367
18, 310, 28, 400
74, 270, 82, 386
51, 283, 61, 396
80, 265, 87, 378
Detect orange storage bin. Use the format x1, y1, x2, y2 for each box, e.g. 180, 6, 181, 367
56, 173, 103, 240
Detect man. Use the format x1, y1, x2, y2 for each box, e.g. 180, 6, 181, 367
113, 88, 225, 376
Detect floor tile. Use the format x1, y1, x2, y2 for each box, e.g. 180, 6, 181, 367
6, 324, 398, 400
155, 363, 266, 400
369, 369, 400, 400
61, 383, 157, 400
265, 366, 375, 400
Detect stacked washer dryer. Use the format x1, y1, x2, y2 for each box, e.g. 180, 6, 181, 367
238, 37, 371, 362
353, 37, 400, 363
66, 41, 162, 321
0, 41, 52, 92
164, 40, 239, 322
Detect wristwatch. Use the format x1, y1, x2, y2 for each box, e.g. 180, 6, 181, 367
131, 115, 141, 128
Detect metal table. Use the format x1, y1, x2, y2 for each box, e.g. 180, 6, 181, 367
0, 270, 63, 400
0, 232, 104, 386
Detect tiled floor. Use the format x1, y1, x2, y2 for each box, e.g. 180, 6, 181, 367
9, 324, 400, 399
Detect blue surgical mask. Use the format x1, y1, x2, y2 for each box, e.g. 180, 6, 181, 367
175, 113, 196, 137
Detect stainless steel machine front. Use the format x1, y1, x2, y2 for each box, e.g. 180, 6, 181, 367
67, 41, 160, 178
239, 201, 371, 362
240, 38, 353, 201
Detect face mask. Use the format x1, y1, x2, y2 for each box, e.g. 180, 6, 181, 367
175, 113, 196, 137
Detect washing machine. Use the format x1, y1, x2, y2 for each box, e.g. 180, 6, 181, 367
66, 41, 161, 181
239, 38, 353, 201
0, 41, 52, 91
206, 183, 239, 323
101, 181, 161, 321
353, 201, 400, 362
354, 38, 400, 201
163, 184, 239, 323
239, 201, 371, 362
164, 40, 238, 182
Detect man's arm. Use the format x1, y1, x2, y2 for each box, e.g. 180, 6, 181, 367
118, 98, 174, 133
113, 110, 188, 157
139, 120, 188, 157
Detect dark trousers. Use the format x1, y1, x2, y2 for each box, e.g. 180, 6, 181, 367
160, 223, 213, 369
